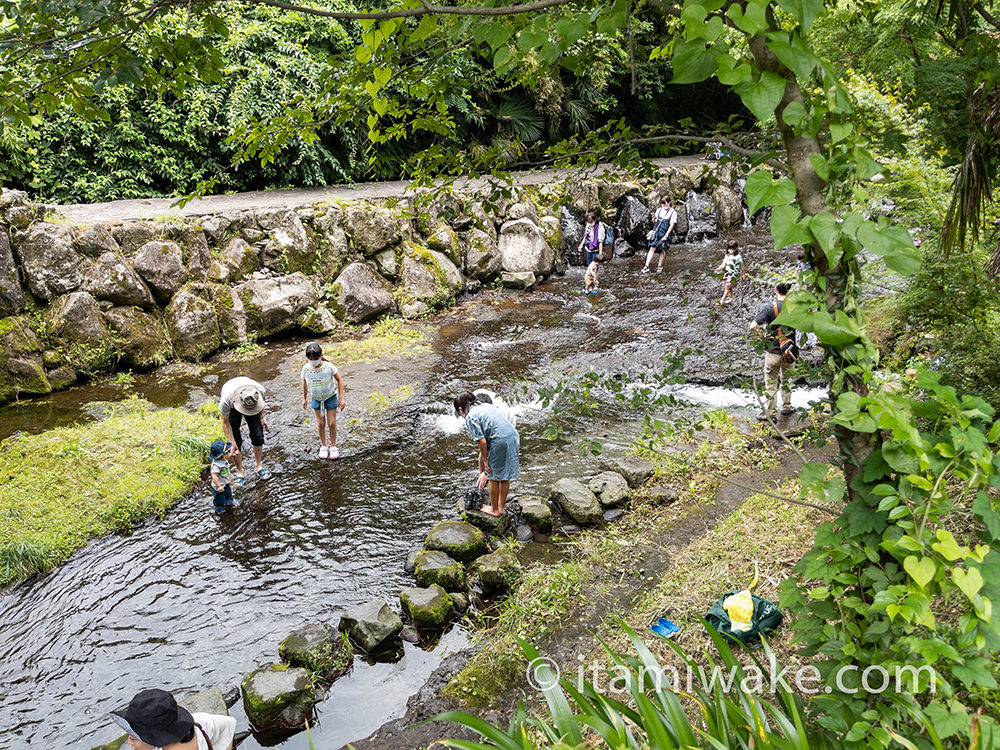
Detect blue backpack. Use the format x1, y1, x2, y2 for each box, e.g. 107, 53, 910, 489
603, 223, 614, 246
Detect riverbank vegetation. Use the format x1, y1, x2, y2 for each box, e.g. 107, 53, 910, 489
0, 400, 218, 586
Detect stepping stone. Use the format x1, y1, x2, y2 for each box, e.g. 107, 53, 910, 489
473, 551, 522, 592
519, 494, 552, 531
241, 664, 316, 731
550, 478, 602, 525
589, 471, 630, 508
414, 550, 467, 592
278, 622, 353, 681
424, 520, 487, 562
399, 584, 455, 628
454, 498, 510, 536
339, 599, 404, 653
602, 455, 654, 488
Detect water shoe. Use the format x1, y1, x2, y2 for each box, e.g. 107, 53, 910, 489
328, 446, 340, 459
257, 468, 272, 479
319, 446, 329, 459
657, 618, 681, 636
234, 476, 246, 487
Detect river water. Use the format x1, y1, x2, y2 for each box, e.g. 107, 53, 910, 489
0, 231, 823, 750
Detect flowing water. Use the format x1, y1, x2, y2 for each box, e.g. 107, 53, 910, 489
0, 232, 824, 750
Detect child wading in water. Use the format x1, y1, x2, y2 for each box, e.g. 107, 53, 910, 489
209, 440, 236, 514
454, 390, 520, 516
301, 342, 345, 459
714, 239, 746, 305
584, 255, 602, 294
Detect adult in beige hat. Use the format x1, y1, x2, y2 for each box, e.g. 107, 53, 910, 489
218, 376, 271, 482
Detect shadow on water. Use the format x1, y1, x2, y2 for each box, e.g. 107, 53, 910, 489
0, 232, 825, 750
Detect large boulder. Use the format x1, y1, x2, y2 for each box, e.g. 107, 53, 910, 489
338, 599, 404, 653
179, 688, 228, 717
241, 664, 316, 731
560, 207, 585, 266
133, 240, 186, 303
399, 242, 463, 308
424, 520, 487, 562
12, 223, 83, 301
466, 201, 497, 242
0, 316, 49, 401
46, 292, 111, 346
328, 262, 396, 323
75, 224, 120, 258
426, 222, 462, 266
165, 291, 220, 360
83, 252, 155, 308
208, 237, 259, 284
0, 189, 43, 228
508, 201, 539, 224
602, 455, 655, 488
563, 178, 599, 213
373, 248, 397, 280
550, 478, 603, 525
599, 181, 642, 207
519, 495, 553, 531
164, 224, 211, 282
399, 584, 455, 628
234, 273, 318, 338
615, 195, 652, 251
499, 219, 554, 276
300, 305, 338, 334
588, 471, 630, 508
259, 210, 314, 273
103, 307, 172, 369
414, 550, 468, 592
464, 228, 501, 281
473, 551, 522, 592
539, 216, 561, 259
501, 271, 535, 289
455, 498, 510, 536
0, 230, 25, 315
199, 215, 230, 244
278, 622, 353, 681
346, 203, 399, 255
713, 185, 744, 231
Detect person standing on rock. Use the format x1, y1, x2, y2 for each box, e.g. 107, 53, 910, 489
749, 282, 798, 420
641, 196, 678, 274
454, 390, 520, 517
219, 376, 271, 483
109, 688, 236, 750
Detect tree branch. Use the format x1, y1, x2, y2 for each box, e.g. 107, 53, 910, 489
973, 1, 1000, 30
245, 0, 572, 20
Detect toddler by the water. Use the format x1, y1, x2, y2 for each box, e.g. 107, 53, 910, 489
584, 256, 602, 294
209, 440, 236, 514
301, 342, 345, 459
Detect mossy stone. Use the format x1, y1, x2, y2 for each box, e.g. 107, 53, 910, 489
278, 622, 353, 681
241, 663, 316, 730
424, 520, 488, 562
454, 498, 510, 536
473, 551, 522, 592
399, 584, 455, 628
414, 549, 467, 592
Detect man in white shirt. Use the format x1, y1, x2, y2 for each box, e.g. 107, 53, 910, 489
110, 689, 236, 750
218, 375, 270, 483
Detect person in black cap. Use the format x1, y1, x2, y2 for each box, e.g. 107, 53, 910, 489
110, 688, 236, 750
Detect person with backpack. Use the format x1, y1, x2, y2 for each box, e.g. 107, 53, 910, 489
577, 211, 605, 266
749, 282, 798, 420
641, 196, 678, 274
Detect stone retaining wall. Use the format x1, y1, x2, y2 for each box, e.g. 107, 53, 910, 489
0, 163, 747, 406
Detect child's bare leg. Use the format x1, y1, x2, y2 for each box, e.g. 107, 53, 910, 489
314, 410, 327, 446
498, 480, 510, 513
232, 450, 245, 477
483, 480, 501, 515
328, 410, 338, 447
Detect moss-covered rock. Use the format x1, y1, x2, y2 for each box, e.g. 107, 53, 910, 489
399, 584, 455, 628
449, 592, 469, 613
424, 520, 487, 562
454, 498, 510, 536
0, 229, 25, 315
103, 307, 172, 370
426, 222, 462, 266
338, 598, 404, 652
473, 551, 522, 592
165, 290, 221, 360
399, 241, 463, 309
464, 228, 501, 281
345, 203, 399, 256
0, 316, 49, 402
11, 222, 82, 301
601, 455, 654, 488
414, 550, 467, 592
241, 663, 316, 731
278, 622, 353, 681
328, 262, 396, 324
132, 239, 187, 304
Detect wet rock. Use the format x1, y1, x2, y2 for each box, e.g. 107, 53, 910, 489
560, 207, 585, 266
373, 248, 397, 280
400, 626, 421, 644
199, 216, 230, 244
165, 291, 221, 360
260, 210, 313, 273
46, 292, 111, 347
164, 224, 211, 282
508, 201, 539, 224
615, 195, 652, 252
424, 520, 487, 562
465, 229, 501, 281
473, 551, 522, 592
514, 524, 534, 542
346, 204, 399, 256
588, 471, 630, 508
399, 584, 455, 628
602, 455, 655, 488
556, 523, 581, 536
550, 478, 603, 525
673, 203, 689, 239
647, 486, 679, 505
329, 262, 396, 323
466, 201, 497, 242
684, 191, 717, 241
75, 224, 120, 258
0, 317, 48, 400
103, 307, 172, 369
179, 688, 228, 716
539, 215, 561, 259
414, 550, 468, 592
399, 242, 463, 308
669, 169, 695, 199
499, 218, 554, 277
404, 548, 421, 575
455, 498, 510, 536
401, 300, 430, 318
426, 222, 462, 266
518, 495, 552, 531
133, 240, 186, 303
233, 273, 318, 338
339, 599, 404, 653
301, 305, 338, 334
46, 366, 77, 390
278, 622, 353, 680
603, 508, 625, 522
449, 592, 469, 613
501, 271, 535, 289
82, 252, 155, 309
0, 230, 25, 315
713, 185, 744, 231
12, 223, 83, 301
241, 664, 316, 731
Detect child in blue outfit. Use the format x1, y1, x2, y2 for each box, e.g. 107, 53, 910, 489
209, 440, 236, 514
454, 390, 520, 516
301, 342, 346, 459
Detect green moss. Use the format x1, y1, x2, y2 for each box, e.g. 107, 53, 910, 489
414, 550, 468, 592
321, 317, 428, 364
279, 628, 353, 681
0, 399, 219, 587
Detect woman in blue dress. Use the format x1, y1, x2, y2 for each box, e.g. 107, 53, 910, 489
454, 390, 520, 517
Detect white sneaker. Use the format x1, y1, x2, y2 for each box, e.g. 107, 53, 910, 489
328, 446, 340, 459
319, 446, 329, 459
641, 267, 650, 274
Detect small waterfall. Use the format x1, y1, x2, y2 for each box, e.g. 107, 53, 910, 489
684, 190, 717, 242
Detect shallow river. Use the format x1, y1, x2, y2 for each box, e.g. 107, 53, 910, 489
0, 232, 824, 750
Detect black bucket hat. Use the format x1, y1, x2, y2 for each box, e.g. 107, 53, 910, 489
110, 689, 193, 747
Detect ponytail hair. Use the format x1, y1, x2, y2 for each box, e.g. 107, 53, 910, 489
454, 390, 477, 417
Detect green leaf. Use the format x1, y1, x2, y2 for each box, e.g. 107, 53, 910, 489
727, 0, 767, 34
857, 220, 921, 276
745, 170, 797, 215
766, 31, 820, 82
769, 205, 812, 248
923, 701, 969, 740
776, 0, 825, 32
715, 53, 752, 86
931, 530, 965, 562
799, 462, 829, 486
781, 100, 807, 128
410, 14, 439, 44
952, 567, 983, 600
809, 153, 831, 180
808, 212, 841, 266
830, 120, 853, 144
972, 492, 1000, 540
670, 39, 718, 84
952, 656, 998, 689
903, 555, 937, 588
734, 71, 786, 124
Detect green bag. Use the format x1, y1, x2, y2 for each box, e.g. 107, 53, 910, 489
704, 590, 783, 648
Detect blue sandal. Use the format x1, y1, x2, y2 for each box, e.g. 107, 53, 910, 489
650, 618, 681, 639
257, 468, 272, 480
233, 476, 246, 487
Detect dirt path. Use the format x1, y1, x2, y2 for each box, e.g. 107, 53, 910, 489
54, 156, 705, 225
343, 431, 833, 750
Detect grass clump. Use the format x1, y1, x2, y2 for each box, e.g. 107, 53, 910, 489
0, 398, 219, 587
323, 317, 428, 364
